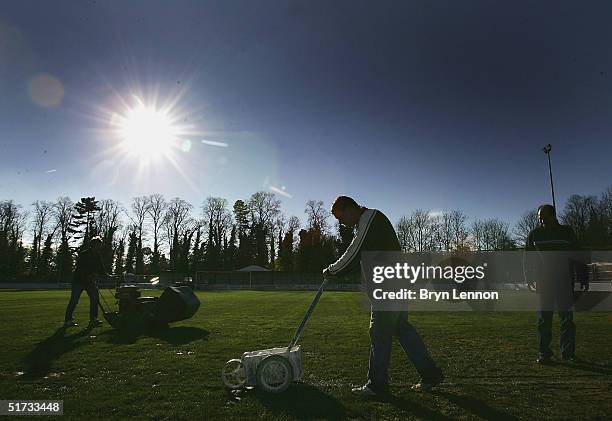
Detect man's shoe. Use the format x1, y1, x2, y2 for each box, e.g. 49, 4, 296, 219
411, 374, 444, 392
88, 319, 103, 327
64, 320, 78, 327
536, 356, 553, 365
351, 385, 383, 397
562, 355, 577, 363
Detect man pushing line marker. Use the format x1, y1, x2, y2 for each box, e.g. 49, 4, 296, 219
323, 196, 444, 396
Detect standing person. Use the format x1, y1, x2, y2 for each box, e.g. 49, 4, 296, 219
63, 236, 107, 327
526, 204, 588, 364
323, 196, 443, 396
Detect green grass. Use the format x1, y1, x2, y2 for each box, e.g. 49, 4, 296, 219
0, 289, 610, 420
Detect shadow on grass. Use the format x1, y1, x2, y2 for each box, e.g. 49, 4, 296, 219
20, 326, 94, 380
100, 325, 210, 346
250, 383, 346, 419
433, 391, 519, 421
558, 358, 612, 375
383, 394, 453, 421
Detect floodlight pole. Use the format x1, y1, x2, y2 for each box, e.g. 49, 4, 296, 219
542, 144, 556, 211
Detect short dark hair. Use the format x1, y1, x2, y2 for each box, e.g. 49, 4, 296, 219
537, 204, 556, 218
90, 236, 103, 245
331, 196, 360, 214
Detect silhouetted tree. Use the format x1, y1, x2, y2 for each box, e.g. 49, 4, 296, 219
114, 238, 125, 276
163, 198, 192, 271
0, 200, 28, 278
124, 229, 138, 274
37, 234, 54, 278
233, 199, 253, 268
127, 196, 149, 275
53, 197, 74, 280
69, 197, 100, 247
225, 225, 237, 269
248, 192, 280, 267
515, 209, 539, 248
146, 194, 167, 274
397, 210, 438, 252
30, 200, 53, 275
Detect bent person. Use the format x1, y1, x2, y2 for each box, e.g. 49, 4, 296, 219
64, 236, 107, 328
323, 196, 443, 396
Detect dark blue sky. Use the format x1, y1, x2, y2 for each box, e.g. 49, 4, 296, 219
1, 0, 612, 226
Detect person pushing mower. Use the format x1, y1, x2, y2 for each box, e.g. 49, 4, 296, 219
63, 236, 107, 328
323, 196, 444, 396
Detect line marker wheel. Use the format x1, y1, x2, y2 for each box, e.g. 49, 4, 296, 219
256, 355, 294, 393
222, 359, 246, 389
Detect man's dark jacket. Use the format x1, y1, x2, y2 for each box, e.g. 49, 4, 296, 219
73, 247, 106, 285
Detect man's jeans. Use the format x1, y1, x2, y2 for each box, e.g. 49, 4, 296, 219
64, 283, 99, 322
537, 310, 575, 359
365, 310, 442, 392
536, 279, 576, 359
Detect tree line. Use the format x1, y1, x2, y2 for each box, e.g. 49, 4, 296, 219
1, 186, 611, 281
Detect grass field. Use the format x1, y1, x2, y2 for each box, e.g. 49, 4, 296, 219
0, 289, 610, 420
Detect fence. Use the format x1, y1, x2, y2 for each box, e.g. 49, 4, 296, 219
194, 271, 360, 290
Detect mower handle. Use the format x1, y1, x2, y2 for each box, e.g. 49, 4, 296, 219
287, 277, 328, 350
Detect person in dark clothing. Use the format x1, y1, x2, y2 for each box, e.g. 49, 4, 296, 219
323, 196, 443, 396
526, 204, 588, 364
64, 236, 107, 327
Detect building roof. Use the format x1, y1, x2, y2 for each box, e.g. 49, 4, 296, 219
237, 265, 270, 272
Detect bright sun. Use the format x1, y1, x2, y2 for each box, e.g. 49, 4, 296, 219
118, 103, 178, 159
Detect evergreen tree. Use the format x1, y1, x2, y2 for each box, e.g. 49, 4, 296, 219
124, 230, 138, 273
204, 220, 221, 270
233, 200, 253, 267
37, 234, 54, 278
29, 233, 39, 275
225, 225, 237, 270
278, 229, 295, 271
55, 238, 73, 281
69, 197, 100, 247
190, 227, 204, 272
114, 238, 125, 276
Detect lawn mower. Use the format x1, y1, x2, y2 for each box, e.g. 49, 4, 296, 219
221, 278, 328, 393
98, 275, 200, 329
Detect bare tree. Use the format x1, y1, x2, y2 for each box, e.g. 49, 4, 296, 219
53, 197, 74, 243
450, 209, 469, 251
304, 200, 329, 235
201, 197, 233, 251
437, 211, 453, 251
514, 209, 539, 248
600, 186, 612, 241
30, 200, 54, 272
471, 219, 485, 251
52, 197, 74, 279
126, 196, 150, 274
146, 194, 167, 271
476, 218, 512, 251
0, 200, 28, 243
163, 197, 193, 269
248, 191, 281, 228
600, 186, 612, 220
94, 199, 123, 271
561, 194, 598, 243
247, 192, 281, 266
287, 215, 301, 250
396, 210, 438, 252
0, 200, 28, 276
96, 200, 123, 240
